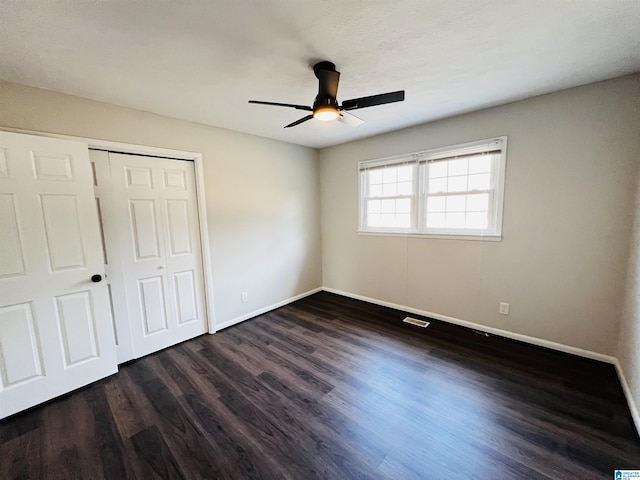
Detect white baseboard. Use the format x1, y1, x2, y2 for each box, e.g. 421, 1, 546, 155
214, 287, 323, 331
321, 287, 616, 364
613, 359, 640, 435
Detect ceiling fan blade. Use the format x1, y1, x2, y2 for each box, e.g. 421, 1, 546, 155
284, 114, 314, 128
249, 100, 312, 111
341, 90, 405, 110
318, 69, 340, 99
338, 111, 364, 127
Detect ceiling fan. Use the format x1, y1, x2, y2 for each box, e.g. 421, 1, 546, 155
248, 61, 405, 128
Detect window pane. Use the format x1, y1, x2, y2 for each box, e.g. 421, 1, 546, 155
468, 173, 490, 191
368, 213, 382, 227
426, 196, 445, 212
371, 213, 411, 229
393, 213, 411, 228
397, 181, 413, 195
445, 212, 466, 228
367, 199, 381, 214
447, 175, 467, 192
369, 169, 383, 184
396, 198, 411, 214
429, 161, 447, 178
466, 193, 489, 212
426, 212, 445, 228
382, 183, 397, 196
379, 214, 393, 226
469, 155, 492, 174
364, 164, 415, 230
369, 184, 383, 197
397, 165, 413, 182
446, 195, 466, 212
368, 164, 414, 198
466, 212, 488, 229
382, 168, 397, 183
429, 177, 447, 193
448, 158, 468, 176
381, 199, 395, 213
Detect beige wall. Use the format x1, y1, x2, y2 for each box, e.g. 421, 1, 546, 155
320, 74, 640, 355
619, 162, 640, 424
0, 80, 322, 326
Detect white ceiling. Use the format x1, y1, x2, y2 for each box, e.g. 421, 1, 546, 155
1, 1, 639, 149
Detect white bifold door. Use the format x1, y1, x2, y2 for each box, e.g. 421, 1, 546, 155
0, 131, 117, 419
91, 151, 207, 363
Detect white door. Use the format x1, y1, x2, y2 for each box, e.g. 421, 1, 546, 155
0, 131, 117, 419
91, 150, 135, 363
91, 151, 207, 361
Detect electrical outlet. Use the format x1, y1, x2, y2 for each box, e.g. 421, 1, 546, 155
241, 292, 248, 303
499, 302, 510, 315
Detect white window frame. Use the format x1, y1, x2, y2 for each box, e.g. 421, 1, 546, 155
358, 137, 507, 240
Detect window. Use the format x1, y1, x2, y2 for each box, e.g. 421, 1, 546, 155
359, 137, 507, 238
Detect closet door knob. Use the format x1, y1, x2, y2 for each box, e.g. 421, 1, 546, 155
91, 274, 103, 283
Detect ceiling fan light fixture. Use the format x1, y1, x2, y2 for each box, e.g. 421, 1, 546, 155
313, 106, 339, 121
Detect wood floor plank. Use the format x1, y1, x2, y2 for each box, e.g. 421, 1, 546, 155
194, 344, 359, 479
83, 385, 131, 479
218, 328, 336, 396
0, 407, 41, 444
124, 360, 222, 478
0, 428, 42, 480
40, 393, 104, 479
2, 291, 639, 479
130, 426, 185, 479
102, 371, 150, 439
178, 393, 272, 480
257, 370, 390, 469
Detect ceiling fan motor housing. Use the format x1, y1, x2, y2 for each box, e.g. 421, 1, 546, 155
313, 61, 337, 79
312, 61, 340, 114
313, 95, 339, 111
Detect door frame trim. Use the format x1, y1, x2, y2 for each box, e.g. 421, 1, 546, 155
0, 127, 217, 333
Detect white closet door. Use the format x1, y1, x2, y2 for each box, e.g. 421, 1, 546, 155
0, 131, 117, 419
90, 150, 135, 364
96, 152, 207, 360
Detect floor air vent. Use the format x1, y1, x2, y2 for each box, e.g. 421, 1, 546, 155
402, 317, 430, 328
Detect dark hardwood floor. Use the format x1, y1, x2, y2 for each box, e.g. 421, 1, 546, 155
2, 291, 640, 479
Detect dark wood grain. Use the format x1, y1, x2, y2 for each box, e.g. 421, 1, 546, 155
2, 291, 639, 479
130, 426, 185, 479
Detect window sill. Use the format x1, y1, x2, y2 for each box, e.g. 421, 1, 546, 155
357, 230, 503, 242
